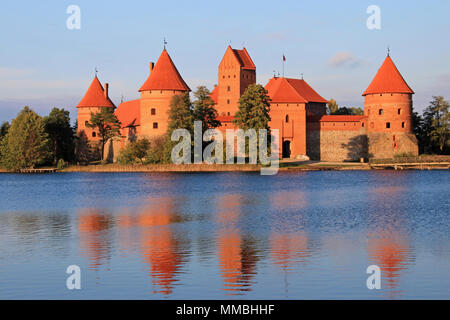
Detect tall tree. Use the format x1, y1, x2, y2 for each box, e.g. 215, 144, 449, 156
0, 121, 10, 138
233, 84, 272, 160
192, 86, 221, 130
233, 84, 271, 131
163, 92, 195, 162
0, 107, 50, 171
44, 107, 75, 165
327, 99, 339, 115
423, 96, 449, 154
86, 107, 122, 161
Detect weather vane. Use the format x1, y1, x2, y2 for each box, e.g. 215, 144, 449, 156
301, 73, 304, 80
164, 37, 167, 49
95, 67, 98, 76
387, 45, 390, 56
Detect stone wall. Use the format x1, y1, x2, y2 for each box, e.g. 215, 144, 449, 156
367, 132, 419, 159
307, 129, 368, 161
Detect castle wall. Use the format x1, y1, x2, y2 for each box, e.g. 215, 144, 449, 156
270, 103, 307, 158
307, 129, 368, 161
367, 132, 419, 159
306, 118, 368, 161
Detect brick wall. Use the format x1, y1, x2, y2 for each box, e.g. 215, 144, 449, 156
307, 129, 368, 161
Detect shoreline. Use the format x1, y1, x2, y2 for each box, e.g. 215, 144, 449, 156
1, 156, 449, 173
2, 163, 448, 173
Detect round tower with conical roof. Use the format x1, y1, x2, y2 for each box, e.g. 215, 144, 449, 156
139, 48, 190, 138
76, 75, 115, 141
363, 54, 418, 158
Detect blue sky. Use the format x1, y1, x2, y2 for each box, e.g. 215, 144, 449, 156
0, 0, 449, 123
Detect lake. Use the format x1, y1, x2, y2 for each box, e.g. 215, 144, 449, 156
0, 170, 449, 299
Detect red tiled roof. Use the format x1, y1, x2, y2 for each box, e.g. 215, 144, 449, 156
307, 115, 367, 122
77, 76, 115, 108
114, 99, 140, 127
363, 55, 414, 96
217, 115, 234, 123
265, 77, 328, 104
139, 49, 190, 92
231, 47, 256, 70
210, 85, 219, 104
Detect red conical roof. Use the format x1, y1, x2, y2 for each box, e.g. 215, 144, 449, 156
76, 76, 115, 108
139, 49, 190, 92
363, 55, 414, 96
265, 77, 328, 103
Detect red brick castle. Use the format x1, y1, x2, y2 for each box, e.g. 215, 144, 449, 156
76, 46, 418, 161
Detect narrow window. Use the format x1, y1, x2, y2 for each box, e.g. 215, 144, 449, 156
227, 112, 230, 116
227, 85, 231, 92
398, 108, 401, 115
386, 122, 390, 129
151, 108, 156, 115
286, 115, 289, 123
153, 122, 158, 129
92, 132, 96, 137
362, 122, 365, 127
227, 99, 230, 104
402, 122, 405, 128
379, 109, 383, 115
85, 120, 89, 126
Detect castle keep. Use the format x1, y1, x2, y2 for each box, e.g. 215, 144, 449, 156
76, 46, 418, 162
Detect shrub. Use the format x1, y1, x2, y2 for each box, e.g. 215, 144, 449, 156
57, 158, 66, 170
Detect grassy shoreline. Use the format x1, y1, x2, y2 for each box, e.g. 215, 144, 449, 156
2, 157, 449, 173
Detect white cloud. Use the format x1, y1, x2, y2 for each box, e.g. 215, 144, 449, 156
328, 52, 364, 68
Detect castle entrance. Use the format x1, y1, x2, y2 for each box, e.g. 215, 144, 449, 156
282, 140, 291, 158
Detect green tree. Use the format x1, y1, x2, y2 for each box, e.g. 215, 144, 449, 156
0, 121, 10, 138
327, 99, 339, 115
233, 84, 271, 131
423, 96, 449, 154
0, 107, 51, 171
163, 92, 195, 162
192, 86, 221, 161
117, 139, 151, 164
132, 139, 151, 164
350, 107, 364, 115
44, 107, 75, 165
233, 84, 272, 160
86, 107, 122, 161
192, 86, 221, 130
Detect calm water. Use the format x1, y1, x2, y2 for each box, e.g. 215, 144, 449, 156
0, 171, 449, 299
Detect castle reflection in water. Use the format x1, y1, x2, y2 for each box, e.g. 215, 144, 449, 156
75, 182, 413, 298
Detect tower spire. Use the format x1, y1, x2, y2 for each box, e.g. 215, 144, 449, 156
387, 45, 390, 57
163, 37, 167, 50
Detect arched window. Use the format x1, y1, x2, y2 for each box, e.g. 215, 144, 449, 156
227, 99, 230, 104
92, 132, 96, 137
151, 108, 156, 115
227, 85, 231, 92
386, 122, 390, 129
153, 122, 158, 129
379, 109, 384, 115
398, 108, 401, 115
402, 122, 405, 128
285, 115, 289, 123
